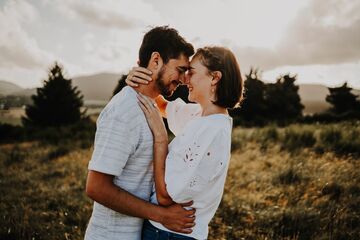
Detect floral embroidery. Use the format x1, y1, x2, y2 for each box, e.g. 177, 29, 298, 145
189, 177, 198, 188
183, 142, 202, 167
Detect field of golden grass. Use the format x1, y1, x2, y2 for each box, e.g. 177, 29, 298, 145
0, 122, 359, 239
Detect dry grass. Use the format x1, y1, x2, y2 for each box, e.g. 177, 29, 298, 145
0, 122, 359, 239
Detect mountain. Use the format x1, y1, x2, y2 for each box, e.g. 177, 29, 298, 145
0, 80, 23, 95
72, 72, 120, 103
298, 84, 331, 114
0, 73, 122, 106
298, 84, 360, 114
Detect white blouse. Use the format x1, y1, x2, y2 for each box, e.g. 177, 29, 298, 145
150, 98, 233, 240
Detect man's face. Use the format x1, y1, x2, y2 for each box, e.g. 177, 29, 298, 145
155, 54, 189, 97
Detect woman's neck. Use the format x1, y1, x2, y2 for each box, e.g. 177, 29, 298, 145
199, 101, 228, 116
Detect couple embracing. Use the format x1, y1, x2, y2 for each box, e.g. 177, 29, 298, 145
85, 26, 244, 240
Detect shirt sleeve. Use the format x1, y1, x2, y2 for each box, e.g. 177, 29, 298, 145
164, 126, 229, 203
88, 106, 136, 176
166, 98, 201, 136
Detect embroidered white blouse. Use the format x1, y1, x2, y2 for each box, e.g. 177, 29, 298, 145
149, 98, 233, 240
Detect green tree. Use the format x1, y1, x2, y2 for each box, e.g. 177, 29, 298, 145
326, 82, 360, 114
265, 74, 304, 122
235, 68, 267, 123
22, 62, 85, 127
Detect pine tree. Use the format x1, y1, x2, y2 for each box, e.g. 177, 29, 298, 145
22, 62, 85, 127
238, 68, 267, 122
326, 82, 360, 114
265, 74, 303, 121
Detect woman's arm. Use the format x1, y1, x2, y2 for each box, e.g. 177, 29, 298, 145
153, 140, 173, 206
137, 93, 173, 206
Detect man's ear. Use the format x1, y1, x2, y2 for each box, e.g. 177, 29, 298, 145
149, 52, 163, 71
211, 71, 222, 86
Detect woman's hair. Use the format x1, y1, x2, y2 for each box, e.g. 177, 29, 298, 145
193, 46, 244, 109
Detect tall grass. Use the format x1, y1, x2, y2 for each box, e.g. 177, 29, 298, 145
0, 121, 359, 239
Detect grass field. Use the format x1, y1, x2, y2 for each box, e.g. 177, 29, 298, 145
0, 122, 359, 239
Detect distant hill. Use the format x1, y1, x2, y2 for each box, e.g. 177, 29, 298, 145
298, 84, 331, 114
1, 76, 359, 113
298, 84, 360, 114
72, 72, 120, 102
0, 80, 23, 95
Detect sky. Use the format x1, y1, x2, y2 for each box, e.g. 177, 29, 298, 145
0, 0, 359, 89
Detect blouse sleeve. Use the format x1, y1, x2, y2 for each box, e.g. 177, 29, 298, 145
164, 126, 230, 203
166, 98, 201, 136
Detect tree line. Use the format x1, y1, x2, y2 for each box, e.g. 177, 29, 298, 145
2, 62, 360, 131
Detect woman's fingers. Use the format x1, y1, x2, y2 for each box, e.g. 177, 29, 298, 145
132, 76, 150, 85
132, 66, 152, 76
138, 93, 157, 111
137, 97, 150, 115
126, 67, 152, 87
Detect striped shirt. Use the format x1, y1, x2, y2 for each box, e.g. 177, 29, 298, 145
85, 86, 154, 240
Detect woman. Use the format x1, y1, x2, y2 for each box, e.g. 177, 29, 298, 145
129, 46, 243, 239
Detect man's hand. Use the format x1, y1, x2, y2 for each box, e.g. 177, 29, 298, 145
159, 201, 196, 234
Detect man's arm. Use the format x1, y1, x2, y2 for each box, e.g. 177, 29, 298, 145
86, 170, 195, 233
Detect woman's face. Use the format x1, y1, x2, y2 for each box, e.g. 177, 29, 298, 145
185, 56, 213, 103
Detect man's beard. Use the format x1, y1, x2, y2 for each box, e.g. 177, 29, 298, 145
155, 66, 174, 97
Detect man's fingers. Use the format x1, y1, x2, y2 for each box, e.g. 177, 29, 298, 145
132, 66, 152, 75
184, 222, 196, 228
180, 201, 193, 207
185, 215, 196, 223
176, 228, 193, 234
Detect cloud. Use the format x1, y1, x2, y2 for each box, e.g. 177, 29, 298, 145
0, 0, 54, 69
57, 0, 161, 30
232, 0, 360, 71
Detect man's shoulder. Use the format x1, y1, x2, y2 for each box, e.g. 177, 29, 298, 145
101, 87, 142, 122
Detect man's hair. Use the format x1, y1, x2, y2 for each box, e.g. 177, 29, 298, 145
194, 46, 244, 109
138, 26, 194, 67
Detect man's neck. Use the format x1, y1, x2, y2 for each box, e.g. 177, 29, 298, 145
132, 81, 159, 99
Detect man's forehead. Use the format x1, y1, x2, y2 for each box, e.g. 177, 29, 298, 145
169, 54, 190, 67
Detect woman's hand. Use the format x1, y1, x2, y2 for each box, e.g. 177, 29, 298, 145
137, 93, 168, 143
126, 67, 152, 87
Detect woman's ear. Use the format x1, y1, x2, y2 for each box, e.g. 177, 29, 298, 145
211, 71, 222, 86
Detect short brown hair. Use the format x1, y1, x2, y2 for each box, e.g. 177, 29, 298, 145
194, 46, 244, 109
139, 26, 194, 67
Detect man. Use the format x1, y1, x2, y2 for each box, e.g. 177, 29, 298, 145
85, 26, 195, 240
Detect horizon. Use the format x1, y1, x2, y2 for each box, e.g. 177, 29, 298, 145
0, 0, 359, 89
1, 71, 360, 91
